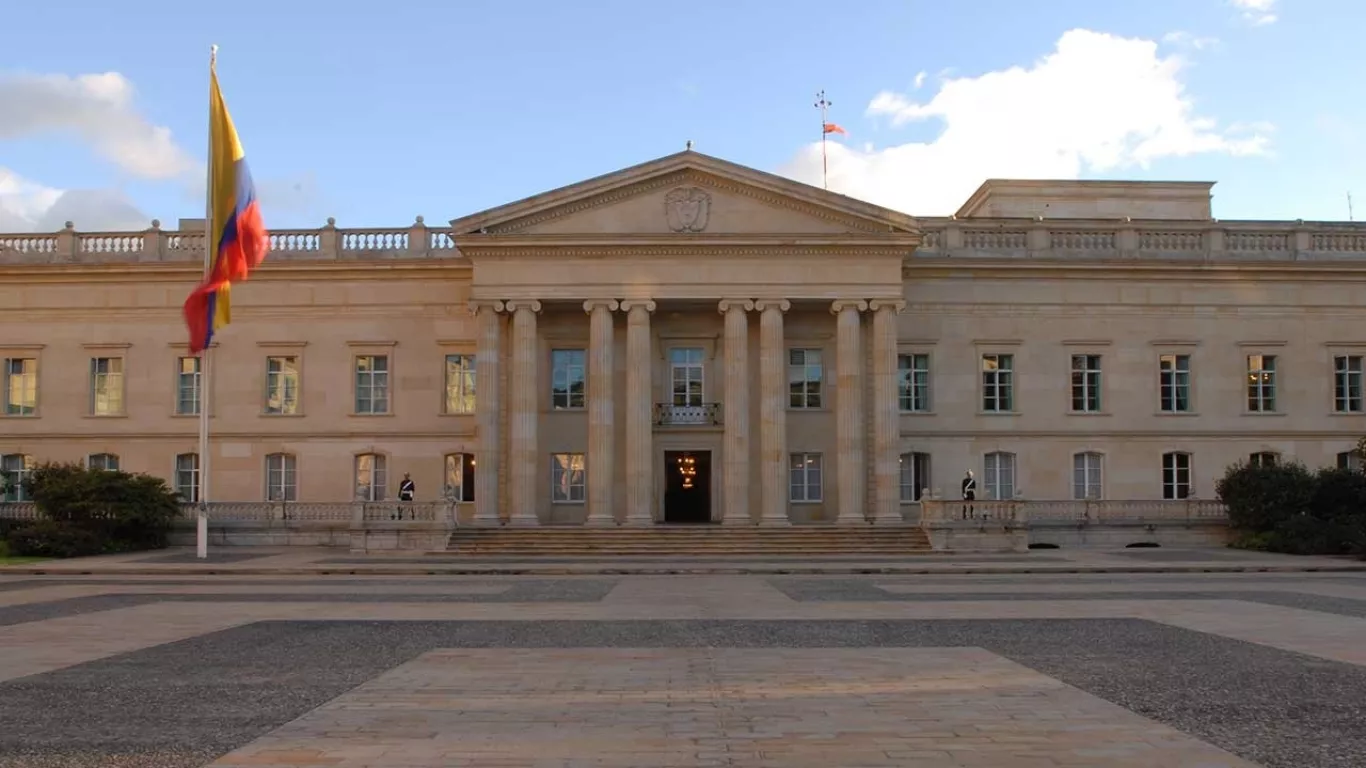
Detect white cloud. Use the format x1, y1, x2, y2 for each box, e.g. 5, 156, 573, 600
1230, 0, 1277, 25
912, 71, 927, 89
0, 168, 152, 232
1162, 30, 1221, 51
779, 29, 1271, 216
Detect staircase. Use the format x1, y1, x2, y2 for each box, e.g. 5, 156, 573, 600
444, 525, 933, 557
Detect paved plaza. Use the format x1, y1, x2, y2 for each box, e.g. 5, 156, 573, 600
1, 551, 1365, 766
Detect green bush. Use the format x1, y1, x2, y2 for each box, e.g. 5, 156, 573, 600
1217, 461, 1366, 557
3, 462, 182, 558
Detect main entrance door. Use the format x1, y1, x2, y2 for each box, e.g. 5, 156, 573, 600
663, 451, 712, 524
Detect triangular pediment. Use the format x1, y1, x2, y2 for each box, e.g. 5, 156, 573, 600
448, 151, 919, 238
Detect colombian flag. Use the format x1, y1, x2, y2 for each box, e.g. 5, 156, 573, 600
182, 66, 269, 355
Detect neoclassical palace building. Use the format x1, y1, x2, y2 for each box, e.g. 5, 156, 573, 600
2, 150, 1366, 525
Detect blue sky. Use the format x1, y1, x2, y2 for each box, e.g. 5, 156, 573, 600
1, 0, 1362, 232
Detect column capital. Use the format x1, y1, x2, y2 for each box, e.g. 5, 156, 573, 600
754, 299, 791, 313
717, 298, 755, 314
869, 299, 907, 313
467, 299, 505, 316
620, 299, 657, 313
830, 299, 869, 315
583, 299, 620, 313
505, 299, 542, 313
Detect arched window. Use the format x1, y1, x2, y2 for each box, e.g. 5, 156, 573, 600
1072, 452, 1103, 500
1, 454, 34, 502
983, 451, 1016, 500
265, 453, 297, 501
354, 453, 387, 501
1162, 452, 1192, 499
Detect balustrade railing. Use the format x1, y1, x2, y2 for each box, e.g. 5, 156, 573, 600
4, 216, 1366, 266
917, 498, 1228, 527
653, 402, 723, 426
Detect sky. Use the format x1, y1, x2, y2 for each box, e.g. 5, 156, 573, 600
1, 0, 1363, 234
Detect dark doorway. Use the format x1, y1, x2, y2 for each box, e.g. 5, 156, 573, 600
663, 451, 712, 524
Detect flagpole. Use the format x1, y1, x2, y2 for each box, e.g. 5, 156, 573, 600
196, 44, 218, 560
815, 90, 831, 190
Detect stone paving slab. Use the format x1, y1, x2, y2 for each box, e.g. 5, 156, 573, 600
4, 618, 1363, 767
209, 647, 1257, 768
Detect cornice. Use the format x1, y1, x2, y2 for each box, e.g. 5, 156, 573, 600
461, 239, 914, 260
0, 259, 473, 284
904, 258, 1366, 282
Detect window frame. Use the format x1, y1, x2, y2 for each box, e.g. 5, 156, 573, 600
2, 357, 38, 417
1069, 354, 1103, 413
175, 356, 201, 416
669, 347, 706, 408
1158, 353, 1193, 413
550, 453, 586, 504
354, 452, 388, 501
353, 354, 391, 415
1, 453, 34, 502
981, 354, 1014, 413
1072, 451, 1103, 500
550, 349, 587, 410
89, 356, 125, 416
983, 451, 1017, 500
787, 348, 825, 410
444, 452, 476, 502
265, 452, 298, 501
1161, 451, 1193, 499
1333, 354, 1364, 414
443, 354, 477, 415
788, 452, 824, 503
1246, 354, 1277, 413
898, 451, 931, 502
897, 353, 931, 413
86, 453, 120, 472
174, 452, 200, 503
1249, 451, 1279, 468
264, 355, 302, 416
1337, 450, 1362, 472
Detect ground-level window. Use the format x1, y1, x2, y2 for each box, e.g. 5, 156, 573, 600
86, 453, 120, 472
983, 451, 1016, 500
444, 453, 476, 502
1162, 452, 1192, 499
1072, 452, 1103, 500
1249, 451, 1278, 468
1337, 451, 1362, 472
1, 453, 34, 502
551, 453, 585, 503
899, 452, 930, 502
266, 453, 298, 501
354, 453, 387, 501
789, 453, 823, 502
175, 453, 200, 503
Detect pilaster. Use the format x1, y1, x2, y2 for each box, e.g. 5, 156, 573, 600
832, 299, 868, 524
755, 299, 791, 526
622, 300, 657, 526
506, 299, 542, 526
584, 299, 619, 526
470, 300, 505, 526
869, 299, 906, 524
718, 299, 755, 525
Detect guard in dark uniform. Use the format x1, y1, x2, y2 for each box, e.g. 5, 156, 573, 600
961, 470, 976, 519
396, 473, 416, 520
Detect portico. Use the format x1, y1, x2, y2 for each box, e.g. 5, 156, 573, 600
452, 151, 920, 525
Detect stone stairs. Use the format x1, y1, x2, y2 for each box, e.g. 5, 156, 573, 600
444, 525, 933, 557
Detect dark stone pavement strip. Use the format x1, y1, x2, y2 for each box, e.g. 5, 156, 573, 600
0, 619, 1362, 768
1110, 549, 1314, 562
768, 578, 1366, 619
316, 554, 1067, 564
130, 552, 277, 564
0, 580, 618, 628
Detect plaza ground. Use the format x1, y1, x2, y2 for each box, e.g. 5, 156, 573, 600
1, 549, 1364, 767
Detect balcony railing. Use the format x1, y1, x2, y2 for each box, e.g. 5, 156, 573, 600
653, 402, 723, 426
917, 498, 1228, 526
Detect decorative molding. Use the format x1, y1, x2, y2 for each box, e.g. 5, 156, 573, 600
504, 299, 543, 313
829, 299, 869, 314
1323, 341, 1366, 348
461, 242, 910, 260
346, 340, 399, 348
754, 299, 791, 313
435, 339, 476, 349
868, 300, 907, 313
717, 298, 755, 314
1061, 339, 1113, 347
0, 343, 46, 351
1236, 340, 1288, 348
619, 299, 657, 313
255, 341, 307, 349
582, 299, 620, 313
81, 342, 132, 351
972, 338, 1024, 347
1149, 339, 1201, 347
898, 338, 939, 347
467, 299, 505, 315
664, 186, 712, 233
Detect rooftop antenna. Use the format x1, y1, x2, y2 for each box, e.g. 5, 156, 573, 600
814, 90, 846, 190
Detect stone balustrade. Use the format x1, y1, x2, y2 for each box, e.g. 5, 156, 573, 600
918, 497, 1228, 526
5, 217, 1366, 266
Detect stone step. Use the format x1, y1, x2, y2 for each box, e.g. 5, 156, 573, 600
447, 526, 932, 556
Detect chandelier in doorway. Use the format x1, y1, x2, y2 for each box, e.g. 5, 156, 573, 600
676, 453, 697, 489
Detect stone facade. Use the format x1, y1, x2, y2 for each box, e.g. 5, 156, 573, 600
2, 151, 1365, 524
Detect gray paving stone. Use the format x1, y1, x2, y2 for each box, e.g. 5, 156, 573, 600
130, 552, 276, 564
0, 618, 1362, 768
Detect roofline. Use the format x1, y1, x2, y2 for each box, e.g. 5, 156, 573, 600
955, 178, 1218, 219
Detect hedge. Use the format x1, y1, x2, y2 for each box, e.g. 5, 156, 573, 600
1217, 461, 1366, 557
3, 462, 182, 558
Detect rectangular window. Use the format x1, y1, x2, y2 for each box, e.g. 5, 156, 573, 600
1249, 451, 1278, 468
983, 451, 1016, 500
1334, 355, 1363, 413
981, 354, 1014, 412
897, 354, 931, 412
1072, 452, 1103, 500
788, 453, 823, 502
264, 356, 300, 415
551, 453, 586, 503
1162, 452, 1192, 499
176, 356, 201, 415
1070, 354, 1102, 412
788, 349, 823, 409
90, 357, 124, 415
2, 358, 37, 416
175, 453, 200, 503
899, 452, 931, 502
354, 355, 390, 414
551, 350, 587, 410
265, 453, 297, 501
1247, 354, 1276, 412
354, 453, 387, 501
1, 454, 34, 502
86, 453, 119, 472
444, 453, 476, 502
670, 347, 705, 407
444, 354, 476, 414
1337, 451, 1362, 472
1159, 354, 1192, 413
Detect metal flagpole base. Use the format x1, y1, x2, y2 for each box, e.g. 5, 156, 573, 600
196, 504, 208, 559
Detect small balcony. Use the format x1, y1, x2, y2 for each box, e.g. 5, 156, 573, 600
653, 402, 723, 426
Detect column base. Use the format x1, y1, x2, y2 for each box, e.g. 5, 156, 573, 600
585, 515, 619, 527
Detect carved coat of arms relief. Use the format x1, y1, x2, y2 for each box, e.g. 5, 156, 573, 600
664, 186, 711, 233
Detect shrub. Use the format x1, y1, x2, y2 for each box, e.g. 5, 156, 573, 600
1218, 461, 1366, 557
2, 462, 183, 557
6, 520, 105, 558
1216, 461, 1315, 532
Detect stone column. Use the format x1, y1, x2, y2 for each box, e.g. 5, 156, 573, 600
869, 300, 906, 524
584, 299, 619, 526
832, 300, 868, 524
718, 299, 754, 525
622, 300, 656, 525
755, 299, 790, 526
471, 300, 505, 526
506, 300, 542, 526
